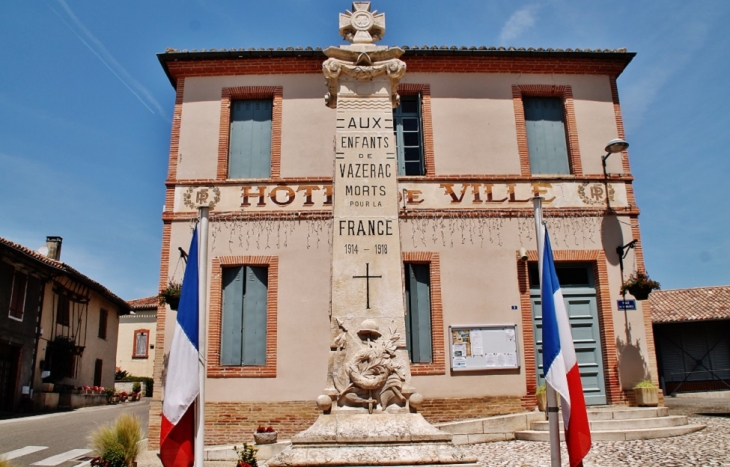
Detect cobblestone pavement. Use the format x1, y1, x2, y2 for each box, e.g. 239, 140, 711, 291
138, 396, 730, 467
466, 396, 730, 467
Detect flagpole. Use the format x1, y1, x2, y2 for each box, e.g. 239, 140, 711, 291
532, 197, 561, 467
196, 207, 209, 467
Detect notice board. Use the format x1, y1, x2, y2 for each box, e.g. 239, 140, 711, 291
449, 325, 520, 371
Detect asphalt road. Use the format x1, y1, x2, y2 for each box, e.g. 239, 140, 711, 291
0, 400, 149, 467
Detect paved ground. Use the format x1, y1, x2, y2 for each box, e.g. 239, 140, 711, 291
466, 396, 730, 467
136, 395, 730, 467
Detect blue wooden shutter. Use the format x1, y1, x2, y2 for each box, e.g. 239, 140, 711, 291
405, 263, 432, 363
221, 266, 245, 365
524, 97, 570, 174
228, 99, 272, 179
242, 266, 268, 365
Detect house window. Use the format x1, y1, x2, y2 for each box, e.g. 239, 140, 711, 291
228, 99, 273, 179
393, 95, 425, 176
404, 262, 432, 363
57, 294, 70, 326
98, 309, 108, 339
93, 359, 103, 387
133, 330, 149, 358
8, 271, 27, 321
220, 266, 268, 366
523, 96, 570, 174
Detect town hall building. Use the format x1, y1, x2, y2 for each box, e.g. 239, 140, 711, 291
149, 7, 657, 448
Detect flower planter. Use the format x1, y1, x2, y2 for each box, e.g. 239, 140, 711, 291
166, 296, 180, 310
253, 431, 277, 444
634, 387, 659, 407
628, 285, 652, 300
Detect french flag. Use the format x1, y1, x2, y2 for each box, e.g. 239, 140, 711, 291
160, 228, 199, 467
539, 227, 591, 467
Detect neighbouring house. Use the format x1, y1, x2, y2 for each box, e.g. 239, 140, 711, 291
149, 7, 659, 448
0, 235, 130, 412
117, 296, 157, 378
650, 286, 730, 395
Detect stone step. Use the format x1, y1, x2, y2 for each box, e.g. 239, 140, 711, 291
515, 423, 706, 442
585, 406, 669, 420
531, 415, 688, 432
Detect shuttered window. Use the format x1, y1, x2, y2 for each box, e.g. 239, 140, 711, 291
98, 308, 108, 339
133, 330, 149, 358
394, 96, 425, 176
524, 96, 570, 174
228, 99, 272, 179
9, 271, 27, 321
221, 266, 268, 366
405, 263, 432, 363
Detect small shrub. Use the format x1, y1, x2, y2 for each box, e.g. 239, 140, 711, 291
89, 413, 142, 467
234, 443, 257, 467
633, 379, 656, 389
535, 383, 546, 395
131, 382, 141, 394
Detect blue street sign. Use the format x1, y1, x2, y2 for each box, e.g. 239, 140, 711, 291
617, 299, 637, 310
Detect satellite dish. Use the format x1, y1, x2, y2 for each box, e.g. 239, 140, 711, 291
37, 246, 49, 256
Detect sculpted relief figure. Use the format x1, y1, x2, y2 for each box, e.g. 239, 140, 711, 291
322, 319, 416, 414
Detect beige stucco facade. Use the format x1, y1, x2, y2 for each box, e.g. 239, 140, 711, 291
116, 309, 156, 378
150, 46, 659, 446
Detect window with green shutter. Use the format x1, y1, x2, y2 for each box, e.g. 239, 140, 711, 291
524, 96, 570, 174
393, 95, 425, 176
404, 262, 432, 363
220, 265, 268, 366
228, 99, 273, 179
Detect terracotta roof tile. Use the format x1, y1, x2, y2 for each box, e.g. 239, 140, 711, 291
128, 295, 159, 310
649, 286, 730, 323
0, 236, 131, 313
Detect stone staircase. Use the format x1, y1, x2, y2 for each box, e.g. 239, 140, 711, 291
514, 407, 706, 442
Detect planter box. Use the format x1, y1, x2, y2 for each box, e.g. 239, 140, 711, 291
634, 387, 659, 407
254, 432, 278, 445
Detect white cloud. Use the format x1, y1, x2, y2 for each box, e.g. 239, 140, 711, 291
499, 5, 541, 44
51, 0, 167, 120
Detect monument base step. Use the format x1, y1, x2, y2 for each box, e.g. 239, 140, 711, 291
267, 413, 478, 467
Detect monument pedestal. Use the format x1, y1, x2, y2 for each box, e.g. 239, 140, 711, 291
269, 413, 479, 467
270, 4, 478, 467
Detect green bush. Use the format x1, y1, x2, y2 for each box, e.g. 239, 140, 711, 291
131, 382, 141, 394
234, 443, 258, 467
102, 445, 126, 467
89, 413, 142, 467
118, 376, 153, 396
633, 379, 656, 389
535, 383, 546, 395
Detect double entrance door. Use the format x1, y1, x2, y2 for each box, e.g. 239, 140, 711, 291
530, 263, 607, 405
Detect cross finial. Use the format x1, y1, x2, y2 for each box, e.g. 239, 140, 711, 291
339, 2, 385, 44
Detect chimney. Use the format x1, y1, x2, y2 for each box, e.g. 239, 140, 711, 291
46, 236, 63, 261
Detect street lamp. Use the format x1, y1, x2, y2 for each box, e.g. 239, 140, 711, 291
601, 138, 629, 177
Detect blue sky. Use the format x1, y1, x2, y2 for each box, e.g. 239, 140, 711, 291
1, 1, 729, 300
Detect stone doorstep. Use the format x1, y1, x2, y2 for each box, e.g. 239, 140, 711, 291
436, 411, 546, 439
514, 424, 706, 442
585, 406, 669, 420
531, 415, 689, 431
